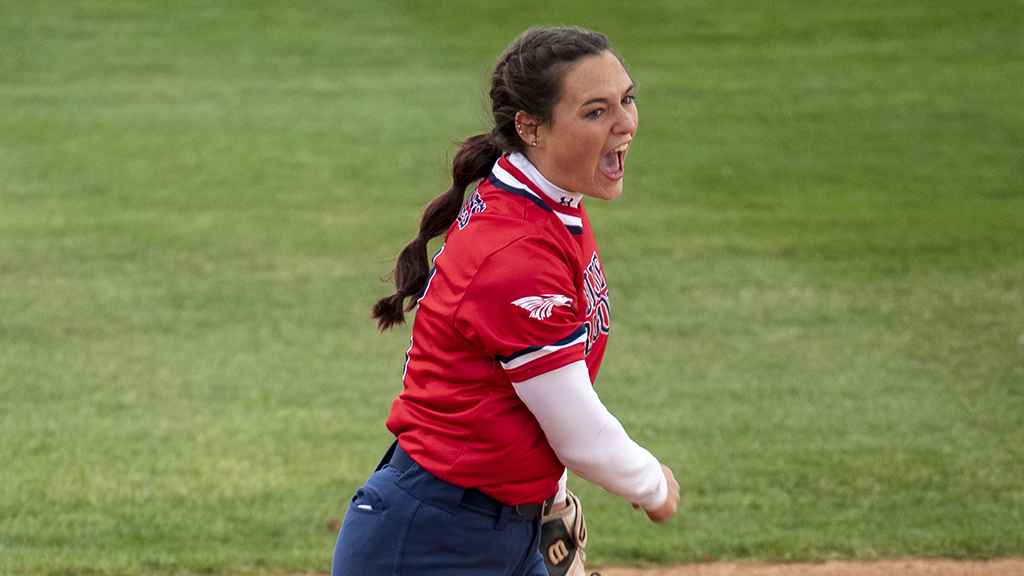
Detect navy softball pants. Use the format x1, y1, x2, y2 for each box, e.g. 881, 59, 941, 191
331, 444, 549, 576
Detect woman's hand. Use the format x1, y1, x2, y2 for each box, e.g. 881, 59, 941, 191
644, 465, 680, 523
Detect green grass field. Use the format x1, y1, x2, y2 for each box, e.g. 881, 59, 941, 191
2, 0, 1023, 574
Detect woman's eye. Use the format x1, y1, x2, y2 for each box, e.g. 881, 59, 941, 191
623, 95, 635, 105
586, 109, 604, 119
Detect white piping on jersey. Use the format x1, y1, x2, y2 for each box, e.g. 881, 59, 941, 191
498, 328, 588, 371
492, 153, 585, 231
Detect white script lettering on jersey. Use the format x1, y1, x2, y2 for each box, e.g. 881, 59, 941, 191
512, 294, 574, 320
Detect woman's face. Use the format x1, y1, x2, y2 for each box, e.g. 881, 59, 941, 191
522, 50, 638, 200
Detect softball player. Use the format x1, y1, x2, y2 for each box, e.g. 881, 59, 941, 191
332, 26, 680, 576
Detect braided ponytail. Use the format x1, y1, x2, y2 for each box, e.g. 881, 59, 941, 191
371, 133, 501, 330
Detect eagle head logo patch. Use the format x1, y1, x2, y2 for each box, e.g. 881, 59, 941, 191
512, 294, 574, 320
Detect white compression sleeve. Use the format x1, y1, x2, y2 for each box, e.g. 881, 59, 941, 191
513, 361, 668, 510
555, 469, 568, 504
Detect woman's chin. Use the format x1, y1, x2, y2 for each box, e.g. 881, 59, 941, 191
583, 178, 624, 200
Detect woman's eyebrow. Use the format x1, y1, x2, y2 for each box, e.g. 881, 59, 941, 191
580, 83, 636, 108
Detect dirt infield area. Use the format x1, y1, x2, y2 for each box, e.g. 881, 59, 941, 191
595, 558, 1024, 576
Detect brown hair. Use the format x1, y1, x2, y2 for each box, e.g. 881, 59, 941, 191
371, 26, 616, 331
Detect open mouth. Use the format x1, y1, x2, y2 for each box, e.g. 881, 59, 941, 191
599, 142, 629, 180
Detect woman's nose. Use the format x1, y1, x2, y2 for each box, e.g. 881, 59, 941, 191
613, 105, 638, 135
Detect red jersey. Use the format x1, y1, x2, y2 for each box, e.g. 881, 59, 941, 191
385, 154, 612, 505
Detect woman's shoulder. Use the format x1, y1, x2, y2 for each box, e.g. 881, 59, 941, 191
451, 190, 575, 256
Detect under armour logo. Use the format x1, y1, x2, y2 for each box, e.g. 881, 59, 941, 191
512, 294, 573, 320
559, 197, 573, 206
548, 540, 570, 566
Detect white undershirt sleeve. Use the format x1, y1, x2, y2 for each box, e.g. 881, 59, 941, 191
513, 360, 668, 511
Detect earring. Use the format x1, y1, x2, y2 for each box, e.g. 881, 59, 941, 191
530, 141, 537, 147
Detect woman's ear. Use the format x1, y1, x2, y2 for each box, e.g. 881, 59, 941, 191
514, 111, 540, 148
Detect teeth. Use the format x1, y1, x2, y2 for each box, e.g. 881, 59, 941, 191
614, 143, 629, 153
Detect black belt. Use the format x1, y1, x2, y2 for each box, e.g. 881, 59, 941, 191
385, 442, 555, 518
